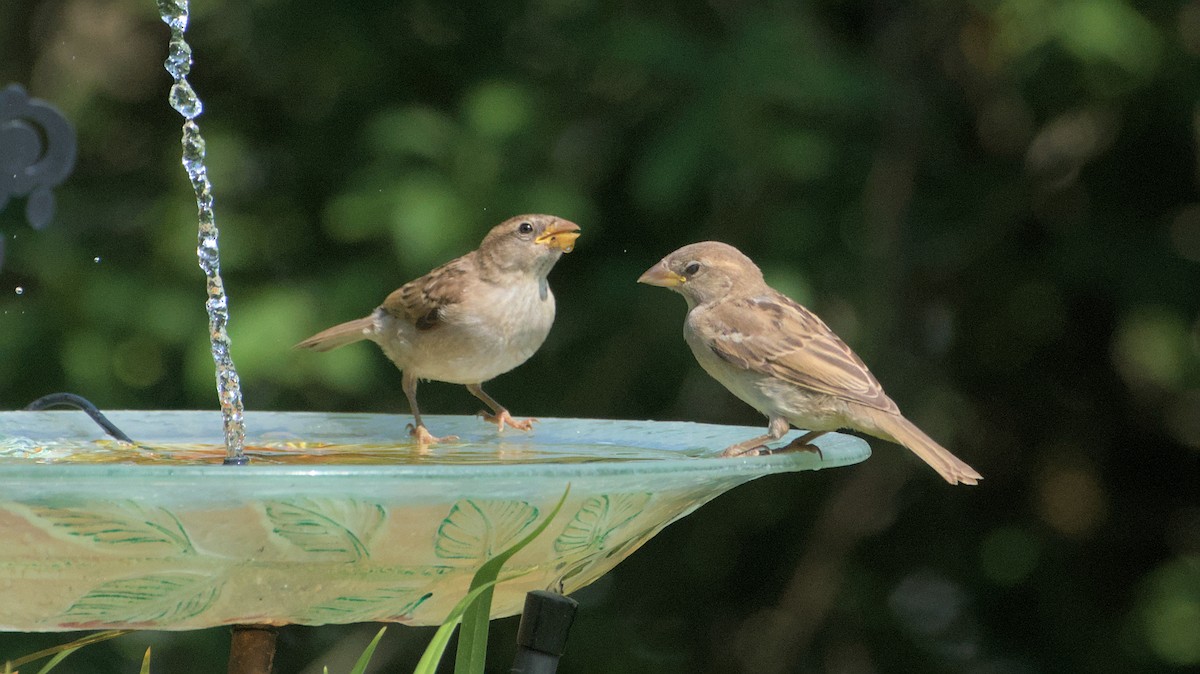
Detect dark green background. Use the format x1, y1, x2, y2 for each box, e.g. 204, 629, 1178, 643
2, 0, 1198, 672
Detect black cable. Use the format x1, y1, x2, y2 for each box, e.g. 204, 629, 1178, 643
23, 392, 135, 444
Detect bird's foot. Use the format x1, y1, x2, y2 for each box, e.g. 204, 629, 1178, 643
763, 438, 824, 460
406, 423, 459, 446
720, 442, 766, 458
478, 409, 536, 433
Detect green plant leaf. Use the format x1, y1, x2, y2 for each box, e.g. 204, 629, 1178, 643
264, 498, 385, 561
33, 648, 75, 674
455, 485, 572, 674
348, 626, 387, 674
4, 631, 128, 671
62, 573, 221, 624
139, 648, 151, 674
411, 576, 511, 674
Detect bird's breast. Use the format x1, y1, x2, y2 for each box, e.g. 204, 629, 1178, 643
682, 317, 854, 430
376, 279, 555, 384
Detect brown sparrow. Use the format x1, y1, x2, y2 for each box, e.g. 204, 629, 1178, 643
296, 214, 581, 445
638, 241, 982, 485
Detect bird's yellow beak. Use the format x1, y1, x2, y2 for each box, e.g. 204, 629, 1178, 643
535, 221, 582, 252
637, 260, 686, 287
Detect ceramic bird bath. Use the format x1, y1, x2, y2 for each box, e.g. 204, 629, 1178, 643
0, 411, 869, 631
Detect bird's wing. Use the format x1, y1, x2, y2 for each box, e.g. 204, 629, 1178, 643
380, 255, 473, 330
695, 292, 899, 413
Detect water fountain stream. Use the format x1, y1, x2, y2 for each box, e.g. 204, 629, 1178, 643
157, 0, 246, 463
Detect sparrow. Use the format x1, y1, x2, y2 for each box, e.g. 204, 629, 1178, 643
296, 214, 581, 445
638, 241, 982, 485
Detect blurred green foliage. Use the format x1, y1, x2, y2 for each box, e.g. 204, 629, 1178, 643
2, 0, 1199, 672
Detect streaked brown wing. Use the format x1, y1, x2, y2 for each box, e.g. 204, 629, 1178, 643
698, 292, 899, 413
380, 254, 473, 330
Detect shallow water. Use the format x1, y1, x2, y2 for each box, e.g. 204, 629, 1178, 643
0, 438, 694, 465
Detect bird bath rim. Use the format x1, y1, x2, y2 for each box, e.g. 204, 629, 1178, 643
0, 410, 871, 475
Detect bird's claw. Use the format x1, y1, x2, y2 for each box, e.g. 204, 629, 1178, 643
721, 443, 765, 458
721, 436, 823, 459
406, 423, 458, 446
763, 439, 824, 460
478, 409, 537, 433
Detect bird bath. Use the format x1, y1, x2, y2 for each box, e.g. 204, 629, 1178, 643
0, 411, 869, 631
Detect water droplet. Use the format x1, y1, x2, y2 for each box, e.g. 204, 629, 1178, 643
14, 286, 24, 295
93, 256, 101, 263
157, 0, 189, 30
165, 37, 192, 79
169, 80, 202, 119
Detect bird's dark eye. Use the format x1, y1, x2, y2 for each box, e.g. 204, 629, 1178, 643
684, 261, 701, 275
517, 222, 534, 235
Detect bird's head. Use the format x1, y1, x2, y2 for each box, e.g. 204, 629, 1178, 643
637, 241, 765, 308
478, 214, 581, 278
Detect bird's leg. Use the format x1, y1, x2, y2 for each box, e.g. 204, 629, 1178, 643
402, 372, 458, 445
763, 430, 827, 459
721, 416, 791, 457
466, 383, 536, 432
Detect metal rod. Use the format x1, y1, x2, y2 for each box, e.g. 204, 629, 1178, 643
227, 624, 277, 674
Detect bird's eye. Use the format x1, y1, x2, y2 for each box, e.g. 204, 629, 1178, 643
517, 222, 534, 235
684, 261, 701, 275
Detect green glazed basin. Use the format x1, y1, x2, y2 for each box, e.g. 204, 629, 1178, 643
0, 411, 869, 631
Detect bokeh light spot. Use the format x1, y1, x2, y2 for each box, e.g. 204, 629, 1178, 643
112, 337, 164, 389
1136, 556, 1200, 667
464, 81, 534, 139
1165, 389, 1200, 449
1036, 458, 1108, 538
1111, 307, 1193, 391
365, 106, 458, 162
1169, 204, 1200, 262
979, 525, 1042, 586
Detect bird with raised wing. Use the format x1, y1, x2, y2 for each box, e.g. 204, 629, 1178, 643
638, 241, 981, 485
297, 214, 580, 445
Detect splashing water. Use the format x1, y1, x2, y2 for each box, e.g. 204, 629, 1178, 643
158, 0, 246, 463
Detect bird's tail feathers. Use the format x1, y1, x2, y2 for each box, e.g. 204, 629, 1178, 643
867, 409, 983, 486
294, 317, 374, 352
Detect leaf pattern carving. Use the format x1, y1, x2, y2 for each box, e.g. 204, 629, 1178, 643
301, 587, 434, 624
24, 501, 195, 555
264, 498, 385, 561
62, 572, 221, 624
553, 493, 651, 555
435, 499, 538, 561
555, 523, 660, 592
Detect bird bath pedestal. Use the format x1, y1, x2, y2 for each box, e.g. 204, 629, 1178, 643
0, 411, 869, 631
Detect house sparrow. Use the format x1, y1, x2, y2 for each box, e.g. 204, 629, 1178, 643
638, 241, 982, 485
296, 214, 580, 445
